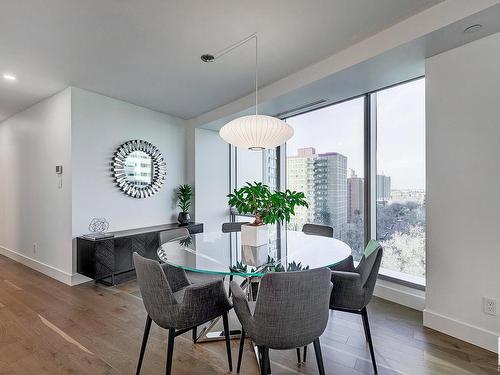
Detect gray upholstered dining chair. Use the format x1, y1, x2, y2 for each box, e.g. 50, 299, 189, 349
296, 223, 333, 363
302, 223, 334, 238
159, 227, 221, 293
221, 221, 250, 233
231, 268, 332, 375
133, 252, 233, 375
330, 240, 383, 373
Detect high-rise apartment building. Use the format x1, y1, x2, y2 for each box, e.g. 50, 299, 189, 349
263, 148, 278, 190
286, 148, 348, 237
286, 147, 317, 230
313, 152, 347, 238
376, 174, 391, 202
347, 169, 364, 223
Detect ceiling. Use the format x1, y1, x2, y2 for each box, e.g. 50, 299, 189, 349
201, 2, 500, 130
0, 0, 443, 122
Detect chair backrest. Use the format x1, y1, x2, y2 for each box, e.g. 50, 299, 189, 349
253, 268, 332, 349
133, 252, 179, 328
302, 223, 334, 238
221, 222, 250, 233
159, 227, 190, 244
356, 241, 383, 299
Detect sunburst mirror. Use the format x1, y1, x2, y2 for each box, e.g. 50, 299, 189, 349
112, 140, 167, 198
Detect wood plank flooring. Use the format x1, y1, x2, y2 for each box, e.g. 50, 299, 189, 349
0, 254, 497, 374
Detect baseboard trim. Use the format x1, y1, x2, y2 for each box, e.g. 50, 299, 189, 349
423, 309, 499, 353
374, 278, 426, 311
0, 245, 73, 285
71, 273, 92, 286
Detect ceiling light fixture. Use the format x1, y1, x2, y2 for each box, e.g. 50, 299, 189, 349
3, 73, 16, 81
464, 24, 482, 34
201, 33, 294, 150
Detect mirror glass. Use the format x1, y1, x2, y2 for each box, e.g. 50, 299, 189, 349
123, 151, 154, 187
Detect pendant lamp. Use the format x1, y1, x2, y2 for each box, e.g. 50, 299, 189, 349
201, 33, 293, 150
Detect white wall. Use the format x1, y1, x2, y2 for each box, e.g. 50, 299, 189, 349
0, 89, 73, 283
194, 128, 229, 233
0, 87, 187, 284
425, 32, 500, 352
71, 88, 186, 239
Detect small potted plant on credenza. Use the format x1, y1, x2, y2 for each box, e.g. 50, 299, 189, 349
227, 182, 308, 246
176, 184, 192, 225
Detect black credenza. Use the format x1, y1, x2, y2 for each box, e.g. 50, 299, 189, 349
76, 222, 203, 285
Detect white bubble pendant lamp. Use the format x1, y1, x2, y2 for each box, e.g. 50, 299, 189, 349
202, 33, 293, 150
220, 114, 293, 150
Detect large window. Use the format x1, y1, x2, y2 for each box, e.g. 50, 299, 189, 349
285, 97, 366, 259
229, 78, 426, 285
375, 79, 425, 282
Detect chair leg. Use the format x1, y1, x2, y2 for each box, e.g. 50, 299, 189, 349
136, 315, 152, 375
361, 307, 378, 374
259, 346, 269, 375
303, 345, 307, 363
222, 312, 233, 371
237, 328, 245, 373
192, 326, 197, 343
296, 348, 301, 364
165, 328, 175, 375
228, 275, 234, 297
313, 338, 325, 375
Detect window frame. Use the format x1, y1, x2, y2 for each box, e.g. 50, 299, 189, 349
230, 76, 426, 290
281, 76, 425, 289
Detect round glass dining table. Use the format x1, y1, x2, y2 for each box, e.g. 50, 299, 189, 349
157, 228, 353, 359
157, 229, 352, 277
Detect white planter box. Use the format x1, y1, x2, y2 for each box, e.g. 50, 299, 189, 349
241, 244, 268, 266
241, 224, 268, 247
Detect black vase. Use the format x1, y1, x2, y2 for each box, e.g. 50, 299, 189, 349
178, 212, 191, 226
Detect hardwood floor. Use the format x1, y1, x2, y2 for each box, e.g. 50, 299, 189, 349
0, 255, 497, 374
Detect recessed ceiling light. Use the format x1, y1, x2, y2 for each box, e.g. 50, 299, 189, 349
464, 24, 482, 34
3, 73, 16, 81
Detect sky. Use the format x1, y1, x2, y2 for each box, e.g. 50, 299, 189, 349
286, 78, 425, 190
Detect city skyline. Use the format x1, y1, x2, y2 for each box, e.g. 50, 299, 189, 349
286, 79, 425, 190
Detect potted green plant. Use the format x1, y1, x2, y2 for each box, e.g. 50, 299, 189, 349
176, 184, 192, 225
228, 182, 308, 246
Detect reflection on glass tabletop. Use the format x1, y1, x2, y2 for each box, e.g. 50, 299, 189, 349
157, 230, 351, 277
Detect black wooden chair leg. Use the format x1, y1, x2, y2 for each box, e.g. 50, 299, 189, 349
237, 328, 245, 373
303, 345, 307, 363
229, 275, 234, 297
260, 346, 269, 375
222, 312, 233, 371
313, 338, 325, 375
296, 348, 301, 364
136, 315, 152, 375
361, 307, 377, 374
166, 328, 175, 375
192, 326, 197, 343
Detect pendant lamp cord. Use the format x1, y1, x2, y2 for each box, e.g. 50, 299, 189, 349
208, 33, 259, 116
255, 34, 258, 116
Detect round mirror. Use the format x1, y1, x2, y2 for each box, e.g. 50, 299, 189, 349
124, 150, 154, 187
112, 140, 167, 198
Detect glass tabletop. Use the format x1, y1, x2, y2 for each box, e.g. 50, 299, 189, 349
157, 229, 352, 277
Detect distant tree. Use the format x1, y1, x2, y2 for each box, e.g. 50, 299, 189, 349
344, 213, 364, 261
380, 225, 425, 277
